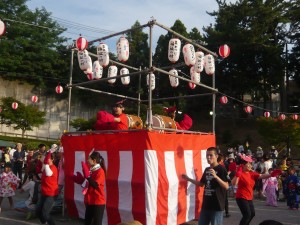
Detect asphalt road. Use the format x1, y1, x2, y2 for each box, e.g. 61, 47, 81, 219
0, 191, 299, 225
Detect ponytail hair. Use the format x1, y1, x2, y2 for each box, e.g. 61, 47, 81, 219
90, 151, 106, 174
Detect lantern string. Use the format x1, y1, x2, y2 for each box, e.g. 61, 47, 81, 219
216, 91, 298, 116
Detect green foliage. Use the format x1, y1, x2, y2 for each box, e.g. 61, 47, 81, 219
256, 117, 300, 148
70, 117, 96, 131
0, 97, 46, 137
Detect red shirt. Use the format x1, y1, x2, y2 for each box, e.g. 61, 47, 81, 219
236, 171, 260, 200
228, 162, 237, 172
41, 164, 59, 196
85, 168, 106, 205
111, 113, 128, 130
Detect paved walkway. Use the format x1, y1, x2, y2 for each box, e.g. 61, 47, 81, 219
0, 191, 299, 225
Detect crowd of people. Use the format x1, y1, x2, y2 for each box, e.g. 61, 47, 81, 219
183, 145, 300, 225
0, 142, 65, 225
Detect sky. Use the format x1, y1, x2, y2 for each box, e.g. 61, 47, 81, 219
26, 0, 226, 47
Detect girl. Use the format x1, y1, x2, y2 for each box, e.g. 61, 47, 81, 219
73, 151, 106, 225
0, 163, 20, 212
283, 167, 300, 210
262, 168, 278, 207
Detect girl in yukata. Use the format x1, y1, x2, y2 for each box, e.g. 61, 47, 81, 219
262, 168, 278, 207
283, 167, 300, 210
0, 163, 20, 212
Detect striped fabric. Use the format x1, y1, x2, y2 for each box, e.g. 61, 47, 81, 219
62, 131, 215, 225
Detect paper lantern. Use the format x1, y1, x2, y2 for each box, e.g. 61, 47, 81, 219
188, 82, 196, 89
76, 37, 88, 51
146, 73, 155, 90
97, 43, 110, 67
292, 114, 298, 120
12, 102, 18, 110
190, 67, 200, 84
244, 106, 253, 113
182, 43, 196, 67
219, 44, 230, 58
279, 114, 286, 120
169, 69, 179, 88
204, 54, 215, 75
168, 38, 181, 63
31, 95, 38, 103
116, 36, 129, 62
220, 96, 228, 104
0, 19, 6, 36
107, 65, 118, 84
93, 61, 103, 80
78, 50, 91, 71
56, 85, 63, 94
194, 51, 205, 73
264, 111, 270, 118
120, 68, 130, 85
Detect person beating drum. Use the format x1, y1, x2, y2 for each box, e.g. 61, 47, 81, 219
164, 106, 193, 130
94, 101, 129, 130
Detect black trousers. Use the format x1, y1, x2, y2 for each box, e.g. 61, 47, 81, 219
85, 204, 105, 225
236, 198, 255, 225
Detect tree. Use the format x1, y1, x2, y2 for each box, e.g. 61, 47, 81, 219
0, 97, 46, 137
0, 0, 69, 89
204, 0, 291, 110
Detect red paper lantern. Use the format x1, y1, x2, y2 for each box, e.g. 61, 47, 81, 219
264, 111, 270, 118
55, 85, 63, 94
279, 114, 286, 120
188, 82, 196, 89
244, 106, 253, 113
220, 96, 228, 104
76, 37, 88, 51
292, 114, 298, 120
0, 19, 6, 36
12, 102, 18, 110
31, 95, 38, 103
219, 44, 230, 58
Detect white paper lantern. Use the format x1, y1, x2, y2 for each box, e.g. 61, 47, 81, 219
169, 69, 179, 88
93, 61, 103, 80
204, 54, 215, 75
146, 73, 155, 90
190, 67, 201, 84
264, 111, 270, 118
97, 43, 110, 67
182, 43, 196, 67
194, 51, 205, 73
168, 38, 181, 63
78, 50, 91, 71
55, 85, 63, 94
279, 114, 286, 120
12, 102, 18, 110
120, 68, 130, 85
0, 19, 6, 36
292, 114, 298, 120
31, 95, 38, 103
76, 37, 88, 51
116, 36, 129, 62
107, 65, 118, 84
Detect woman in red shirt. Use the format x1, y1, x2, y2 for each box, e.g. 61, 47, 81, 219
232, 154, 280, 225
81, 151, 106, 225
35, 152, 58, 225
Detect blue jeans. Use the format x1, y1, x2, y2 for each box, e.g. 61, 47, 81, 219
198, 210, 223, 225
36, 195, 56, 225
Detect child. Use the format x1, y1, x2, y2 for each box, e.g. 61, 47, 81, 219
283, 167, 300, 210
0, 163, 20, 212
262, 168, 278, 206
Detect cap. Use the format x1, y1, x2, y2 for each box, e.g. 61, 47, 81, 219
228, 153, 234, 159
164, 106, 176, 114
238, 153, 253, 163
271, 146, 276, 150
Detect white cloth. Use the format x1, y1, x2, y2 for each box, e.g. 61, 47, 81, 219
22, 181, 35, 209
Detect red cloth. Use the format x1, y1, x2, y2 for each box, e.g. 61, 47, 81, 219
94, 111, 115, 130
109, 113, 128, 130
84, 167, 106, 205
41, 164, 59, 196
164, 106, 176, 113
228, 162, 237, 172
236, 171, 260, 200
176, 114, 193, 130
